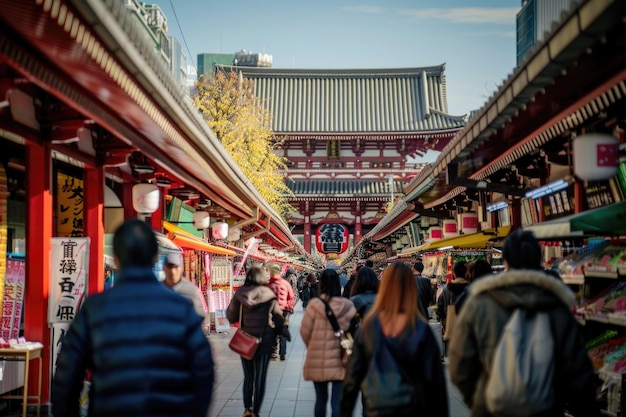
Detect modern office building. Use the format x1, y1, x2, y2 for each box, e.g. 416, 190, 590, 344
516, 0, 580, 65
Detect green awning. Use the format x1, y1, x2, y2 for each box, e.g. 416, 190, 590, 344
524, 201, 626, 239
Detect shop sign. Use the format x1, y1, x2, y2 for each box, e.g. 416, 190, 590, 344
56, 172, 84, 237
0, 259, 25, 340
315, 224, 349, 254
49, 237, 90, 324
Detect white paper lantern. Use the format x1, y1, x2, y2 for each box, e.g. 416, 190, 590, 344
429, 226, 443, 241
573, 133, 619, 181
443, 219, 458, 238
192, 211, 210, 229
211, 221, 229, 240
227, 227, 241, 242
132, 183, 160, 214
460, 212, 479, 234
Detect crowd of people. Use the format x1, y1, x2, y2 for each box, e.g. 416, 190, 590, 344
51, 219, 600, 417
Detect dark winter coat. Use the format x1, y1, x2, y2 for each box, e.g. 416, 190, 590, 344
51, 266, 215, 417
227, 285, 285, 355
350, 291, 376, 319
416, 275, 433, 319
341, 315, 449, 417
449, 269, 599, 417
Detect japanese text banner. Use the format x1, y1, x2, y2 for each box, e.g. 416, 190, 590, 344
49, 237, 90, 324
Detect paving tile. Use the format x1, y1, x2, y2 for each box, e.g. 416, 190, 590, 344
208, 300, 470, 417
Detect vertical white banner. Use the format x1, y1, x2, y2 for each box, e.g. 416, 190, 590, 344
48, 237, 90, 324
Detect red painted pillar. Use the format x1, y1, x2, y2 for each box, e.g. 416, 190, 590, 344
85, 167, 104, 295
24, 142, 53, 404
574, 181, 584, 214
304, 216, 311, 253
354, 216, 362, 244
122, 182, 135, 220
511, 198, 522, 231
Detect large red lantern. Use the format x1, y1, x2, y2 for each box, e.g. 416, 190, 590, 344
315, 224, 350, 254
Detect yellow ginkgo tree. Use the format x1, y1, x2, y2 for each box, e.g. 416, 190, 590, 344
194, 70, 294, 219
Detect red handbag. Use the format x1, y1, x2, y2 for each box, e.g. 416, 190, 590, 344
229, 304, 261, 360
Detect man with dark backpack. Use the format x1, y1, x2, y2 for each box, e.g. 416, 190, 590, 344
449, 229, 599, 417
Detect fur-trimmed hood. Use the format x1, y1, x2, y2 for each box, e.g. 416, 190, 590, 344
469, 269, 576, 309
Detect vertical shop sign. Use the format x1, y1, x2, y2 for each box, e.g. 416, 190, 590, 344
49, 237, 90, 324
56, 172, 85, 237
0, 259, 25, 340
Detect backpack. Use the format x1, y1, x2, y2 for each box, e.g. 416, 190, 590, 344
485, 307, 555, 416
362, 317, 423, 416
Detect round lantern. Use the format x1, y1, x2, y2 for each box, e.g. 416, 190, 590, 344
429, 226, 443, 241
192, 211, 210, 229
443, 219, 458, 238
132, 183, 160, 214
227, 227, 241, 242
315, 224, 349, 254
573, 133, 619, 181
460, 212, 479, 234
211, 221, 229, 240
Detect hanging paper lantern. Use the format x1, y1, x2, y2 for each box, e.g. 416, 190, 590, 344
573, 133, 619, 181
429, 226, 443, 241
227, 227, 241, 242
460, 212, 479, 234
443, 219, 458, 238
192, 211, 210, 229
315, 224, 349, 254
132, 183, 160, 214
211, 221, 229, 240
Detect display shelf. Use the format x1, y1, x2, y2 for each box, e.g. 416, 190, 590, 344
587, 316, 611, 324
608, 316, 626, 327
586, 271, 619, 279
562, 274, 585, 285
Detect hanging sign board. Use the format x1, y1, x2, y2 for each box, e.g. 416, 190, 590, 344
49, 237, 90, 324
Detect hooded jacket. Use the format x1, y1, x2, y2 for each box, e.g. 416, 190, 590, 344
268, 274, 295, 313
300, 295, 356, 381
52, 266, 214, 417
449, 269, 599, 417
227, 285, 284, 354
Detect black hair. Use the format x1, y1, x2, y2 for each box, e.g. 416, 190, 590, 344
319, 268, 342, 297
365, 259, 374, 268
471, 260, 493, 280
453, 261, 467, 279
502, 229, 542, 270
353, 266, 379, 295
113, 219, 158, 269
244, 265, 267, 286
413, 262, 424, 273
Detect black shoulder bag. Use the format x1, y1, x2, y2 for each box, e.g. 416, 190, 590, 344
320, 298, 354, 367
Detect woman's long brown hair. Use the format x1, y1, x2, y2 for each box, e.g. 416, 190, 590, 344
362, 262, 420, 341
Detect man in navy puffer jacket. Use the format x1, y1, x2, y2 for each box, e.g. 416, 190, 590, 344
52, 219, 215, 417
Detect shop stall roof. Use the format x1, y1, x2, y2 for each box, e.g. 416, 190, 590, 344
162, 221, 237, 256
155, 232, 182, 254
404, 226, 512, 253
524, 201, 626, 239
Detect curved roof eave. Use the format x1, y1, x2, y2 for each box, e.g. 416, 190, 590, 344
1, 0, 298, 250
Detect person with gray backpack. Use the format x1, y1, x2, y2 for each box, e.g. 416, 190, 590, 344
448, 229, 599, 417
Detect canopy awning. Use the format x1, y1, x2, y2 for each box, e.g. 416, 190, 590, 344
162, 221, 237, 256
524, 201, 626, 239
401, 226, 512, 254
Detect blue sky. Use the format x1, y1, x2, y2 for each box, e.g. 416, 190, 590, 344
152, 0, 521, 117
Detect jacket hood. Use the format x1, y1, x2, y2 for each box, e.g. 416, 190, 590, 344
235, 285, 277, 309
469, 269, 576, 310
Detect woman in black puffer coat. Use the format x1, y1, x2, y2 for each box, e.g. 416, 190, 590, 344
227, 265, 285, 417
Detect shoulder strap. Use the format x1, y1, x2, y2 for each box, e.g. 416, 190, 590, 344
320, 298, 341, 334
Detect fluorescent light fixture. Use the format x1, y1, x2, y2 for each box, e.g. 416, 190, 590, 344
525, 179, 570, 199
487, 201, 509, 212
439, 245, 454, 250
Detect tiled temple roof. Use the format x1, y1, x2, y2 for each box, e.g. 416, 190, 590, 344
287, 180, 403, 197
217, 65, 466, 134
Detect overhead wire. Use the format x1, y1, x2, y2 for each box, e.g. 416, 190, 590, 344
168, 0, 197, 74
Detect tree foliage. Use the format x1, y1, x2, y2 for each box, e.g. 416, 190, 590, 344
194, 70, 294, 219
